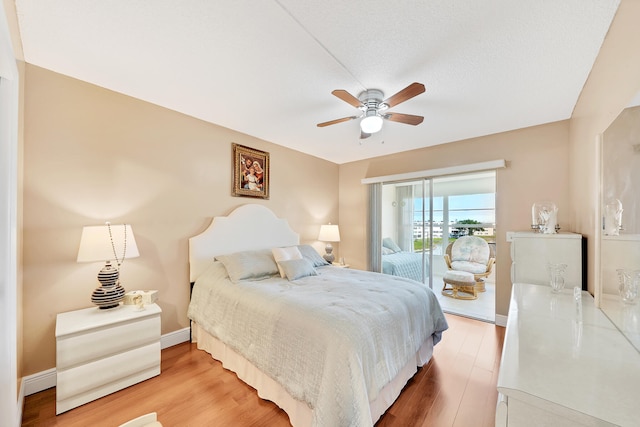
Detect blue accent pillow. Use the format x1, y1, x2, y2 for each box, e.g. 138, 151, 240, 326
382, 237, 402, 253
297, 244, 330, 267
278, 258, 318, 281
215, 249, 278, 283
382, 246, 395, 255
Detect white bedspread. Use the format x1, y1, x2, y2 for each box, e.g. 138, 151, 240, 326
188, 262, 448, 427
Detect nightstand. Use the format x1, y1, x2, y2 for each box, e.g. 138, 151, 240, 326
55, 303, 161, 414
332, 262, 350, 268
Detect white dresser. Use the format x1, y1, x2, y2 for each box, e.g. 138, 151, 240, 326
496, 283, 640, 426
507, 231, 584, 289
55, 303, 162, 414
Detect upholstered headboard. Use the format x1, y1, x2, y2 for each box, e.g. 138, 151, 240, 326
188, 204, 300, 283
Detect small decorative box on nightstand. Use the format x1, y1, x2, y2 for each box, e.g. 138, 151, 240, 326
123, 289, 158, 305
55, 303, 162, 414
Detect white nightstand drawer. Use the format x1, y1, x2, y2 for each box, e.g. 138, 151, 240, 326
57, 341, 160, 401
56, 303, 162, 413
57, 315, 160, 369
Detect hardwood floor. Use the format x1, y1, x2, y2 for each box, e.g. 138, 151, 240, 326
22, 314, 505, 427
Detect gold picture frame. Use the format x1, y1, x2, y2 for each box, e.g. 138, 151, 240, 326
232, 143, 270, 199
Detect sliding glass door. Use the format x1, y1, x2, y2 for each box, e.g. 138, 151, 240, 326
378, 171, 496, 321
381, 179, 432, 285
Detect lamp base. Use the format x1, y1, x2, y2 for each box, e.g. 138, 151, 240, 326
91, 261, 125, 309
323, 243, 335, 264
92, 283, 126, 309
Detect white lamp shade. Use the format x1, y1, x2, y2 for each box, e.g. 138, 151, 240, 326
318, 224, 340, 242
77, 224, 140, 263
360, 115, 383, 134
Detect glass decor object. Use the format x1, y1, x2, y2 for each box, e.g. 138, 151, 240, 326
603, 198, 623, 236
617, 268, 639, 305
548, 263, 567, 293
532, 201, 558, 234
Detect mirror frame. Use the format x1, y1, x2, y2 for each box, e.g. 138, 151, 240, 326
596, 102, 640, 353
595, 133, 603, 307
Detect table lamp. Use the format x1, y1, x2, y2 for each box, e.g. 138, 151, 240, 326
318, 224, 340, 263
77, 223, 139, 309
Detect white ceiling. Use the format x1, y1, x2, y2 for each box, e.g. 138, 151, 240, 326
14, 0, 620, 164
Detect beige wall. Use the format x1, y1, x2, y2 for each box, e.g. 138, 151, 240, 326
21, 64, 339, 374
339, 121, 570, 317
569, 0, 640, 295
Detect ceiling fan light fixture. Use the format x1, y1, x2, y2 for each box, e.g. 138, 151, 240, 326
318, 83, 425, 137
360, 114, 383, 134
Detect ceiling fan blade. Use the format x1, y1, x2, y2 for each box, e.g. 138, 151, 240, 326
331, 90, 364, 108
381, 82, 425, 108
317, 116, 358, 127
384, 112, 424, 126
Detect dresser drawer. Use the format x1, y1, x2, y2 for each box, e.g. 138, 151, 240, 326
57, 315, 160, 369
57, 341, 160, 401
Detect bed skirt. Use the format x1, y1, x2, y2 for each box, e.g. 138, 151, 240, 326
191, 321, 435, 426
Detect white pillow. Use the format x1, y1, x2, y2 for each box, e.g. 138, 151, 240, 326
272, 246, 303, 278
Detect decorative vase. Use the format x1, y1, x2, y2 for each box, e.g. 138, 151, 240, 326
603, 199, 623, 236
532, 201, 558, 234
548, 263, 567, 293
616, 268, 639, 305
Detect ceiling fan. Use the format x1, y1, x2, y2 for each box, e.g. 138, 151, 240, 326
317, 82, 426, 139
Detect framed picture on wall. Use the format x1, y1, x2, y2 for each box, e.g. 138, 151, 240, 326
232, 143, 270, 199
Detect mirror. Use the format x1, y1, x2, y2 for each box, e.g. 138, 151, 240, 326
599, 98, 640, 351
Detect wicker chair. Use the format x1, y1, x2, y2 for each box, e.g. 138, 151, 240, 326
443, 236, 495, 292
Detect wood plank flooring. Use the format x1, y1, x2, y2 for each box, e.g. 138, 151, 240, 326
22, 314, 505, 427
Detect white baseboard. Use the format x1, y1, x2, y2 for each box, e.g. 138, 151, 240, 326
495, 314, 508, 327
22, 328, 191, 397
161, 327, 190, 349
23, 368, 56, 396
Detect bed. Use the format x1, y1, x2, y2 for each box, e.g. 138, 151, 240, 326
187, 205, 448, 427
381, 237, 426, 282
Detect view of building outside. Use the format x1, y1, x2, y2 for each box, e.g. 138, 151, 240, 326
412, 193, 496, 251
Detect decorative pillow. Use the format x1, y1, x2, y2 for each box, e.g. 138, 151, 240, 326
382, 237, 402, 253
381, 246, 395, 255
278, 258, 318, 281
451, 260, 488, 274
215, 249, 278, 283
272, 246, 303, 278
297, 244, 330, 267
443, 270, 475, 283
451, 237, 490, 264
